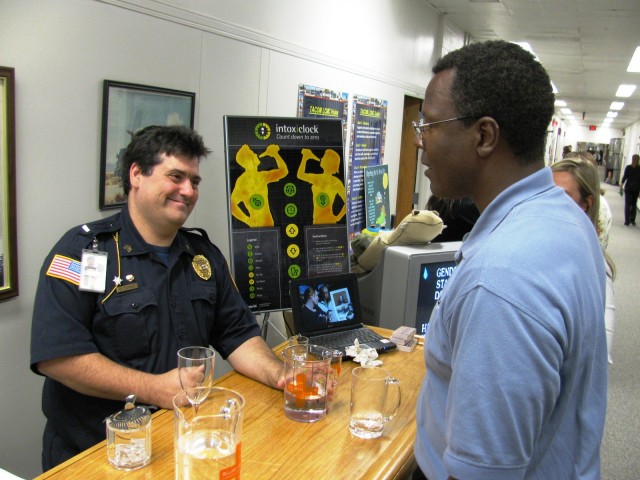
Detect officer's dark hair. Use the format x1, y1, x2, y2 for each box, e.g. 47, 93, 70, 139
433, 40, 554, 165
120, 125, 211, 195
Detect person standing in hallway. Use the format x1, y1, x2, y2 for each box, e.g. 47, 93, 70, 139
412, 40, 606, 480
551, 157, 617, 364
565, 150, 612, 249
619, 153, 640, 225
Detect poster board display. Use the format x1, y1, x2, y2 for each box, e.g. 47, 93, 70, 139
224, 116, 349, 312
348, 95, 388, 239
364, 164, 391, 229
297, 84, 348, 121
297, 84, 349, 143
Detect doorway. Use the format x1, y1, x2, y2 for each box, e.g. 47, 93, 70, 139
395, 95, 422, 227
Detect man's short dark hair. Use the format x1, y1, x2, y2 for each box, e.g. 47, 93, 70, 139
433, 40, 555, 164
303, 287, 316, 302
121, 125, 211, 194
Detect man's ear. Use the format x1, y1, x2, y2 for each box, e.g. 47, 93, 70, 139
476, 116, 500, 158
129, 163, 142, 189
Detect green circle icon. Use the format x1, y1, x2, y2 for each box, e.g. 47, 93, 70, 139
316, 192, 330, 208
249, 194, 265, 210
288, 264, 301, 279
284, 203, 298, 218
284, 182, 297, 197
254, 122, 271, 140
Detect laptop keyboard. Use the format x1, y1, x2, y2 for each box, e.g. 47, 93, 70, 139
310, 328, 383, 350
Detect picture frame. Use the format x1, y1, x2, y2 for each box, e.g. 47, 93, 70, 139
0, 66, 18, 300
99, 80, 196, 209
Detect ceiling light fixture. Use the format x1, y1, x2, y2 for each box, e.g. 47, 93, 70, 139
606, 111, 618, 118
610, 102, 625, 110
616, 84, 636, 97
554, 100, 567, 107
561, 108, 572, 115
627, 46, 640, 72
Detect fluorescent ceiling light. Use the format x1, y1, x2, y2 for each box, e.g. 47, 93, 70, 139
603, 118, 613, 124
616, 84, 636, 97
627, 47, 640, 72
606, 111, 618, 118
550, 81, 558, 94
610, 102, 625, 110
561, 108, 572, 115
554, 100, 567, 107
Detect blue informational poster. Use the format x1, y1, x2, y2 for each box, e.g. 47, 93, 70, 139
224, 116, 349, 312
348, 95, 388, 240
364, 164, 391, 230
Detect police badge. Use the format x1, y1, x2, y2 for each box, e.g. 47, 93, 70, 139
192, 255, 212, 280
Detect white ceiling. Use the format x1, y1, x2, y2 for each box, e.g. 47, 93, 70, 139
424, 0, 640, 131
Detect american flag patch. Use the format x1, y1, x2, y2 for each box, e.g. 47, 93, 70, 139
46, 255, 82, 286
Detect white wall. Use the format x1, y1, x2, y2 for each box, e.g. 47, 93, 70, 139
560, 118, 640, 185
0, 0, 440, 477
563, 123, 624, 153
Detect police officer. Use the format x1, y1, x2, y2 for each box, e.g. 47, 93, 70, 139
30, 125, 284, 471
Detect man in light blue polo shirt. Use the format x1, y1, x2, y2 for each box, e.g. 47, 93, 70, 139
412, 41, 607, 480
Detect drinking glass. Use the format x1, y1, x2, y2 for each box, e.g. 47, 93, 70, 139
349, 366, 401, 439
177, 346, 216, 411
287, 334, 309, 347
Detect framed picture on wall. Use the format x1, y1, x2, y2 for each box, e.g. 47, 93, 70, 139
99, 80, 195, 209
0, 66, 18, 301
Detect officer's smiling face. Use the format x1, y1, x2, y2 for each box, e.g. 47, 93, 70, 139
130, 153, 202, 238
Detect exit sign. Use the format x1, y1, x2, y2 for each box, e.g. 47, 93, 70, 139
589, 125, 597, 131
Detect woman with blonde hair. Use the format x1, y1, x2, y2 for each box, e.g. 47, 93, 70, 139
564, 150, 613, 248
551, 158, 616, 363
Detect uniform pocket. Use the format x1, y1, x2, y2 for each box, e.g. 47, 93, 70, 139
98, 289, 157, 362
189, 285, 216, 340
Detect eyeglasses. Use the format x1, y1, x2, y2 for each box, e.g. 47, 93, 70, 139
412, 116, 477, 137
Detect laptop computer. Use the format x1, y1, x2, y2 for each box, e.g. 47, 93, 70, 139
289, 272, 396, 356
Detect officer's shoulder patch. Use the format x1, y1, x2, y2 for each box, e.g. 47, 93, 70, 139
46, 254, 82, 286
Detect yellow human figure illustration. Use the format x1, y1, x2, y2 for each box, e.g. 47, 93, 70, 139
231, 144, 289, 227
297, 148, 346, 224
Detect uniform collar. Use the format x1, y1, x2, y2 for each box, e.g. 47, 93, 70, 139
118, 205, 196, 259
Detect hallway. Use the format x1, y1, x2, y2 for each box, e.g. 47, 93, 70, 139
599, 179, 640, 479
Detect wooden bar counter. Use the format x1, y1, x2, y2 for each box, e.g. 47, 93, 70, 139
34, 328, 425, 480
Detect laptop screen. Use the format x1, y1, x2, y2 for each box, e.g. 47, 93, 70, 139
289, 273, 364, 335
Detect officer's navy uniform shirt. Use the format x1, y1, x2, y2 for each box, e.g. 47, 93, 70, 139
30, 205, 260, 456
